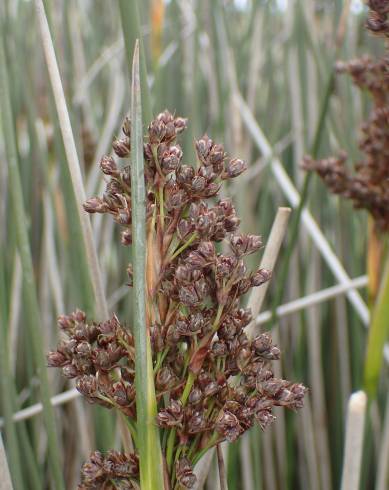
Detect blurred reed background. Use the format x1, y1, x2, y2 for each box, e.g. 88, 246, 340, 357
0, 0, 388, 488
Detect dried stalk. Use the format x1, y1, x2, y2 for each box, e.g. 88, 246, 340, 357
0, 434, 13, 490
246, 207, 291, 337
341, 391, 367, 490
35, 0, 108, 321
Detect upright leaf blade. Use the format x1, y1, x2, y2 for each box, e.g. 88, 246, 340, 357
131, 40, 165, 490
119, 0, 153, 122
0, 27, 65, 490
364, 258, 389, 398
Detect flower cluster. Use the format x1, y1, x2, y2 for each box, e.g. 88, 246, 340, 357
304, 49, 389, 231
49, 110, 306, 489
48, 311, 137, 416
366, 0, 389, 37
78, 451, 139, 490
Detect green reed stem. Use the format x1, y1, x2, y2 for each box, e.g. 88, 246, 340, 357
0, 254, 24, 490
118, 0, 153, 122
0, 30, 65, 490
130, 41, 164, 490
269, 70, 335, 327
364, 257, 389, 398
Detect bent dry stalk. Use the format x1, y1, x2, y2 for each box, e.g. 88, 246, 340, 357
48, 110, 307, 488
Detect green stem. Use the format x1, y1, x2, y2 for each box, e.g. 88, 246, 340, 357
130, 42, 164, 490
154, 347, 170, 374
269, 70, 336, 327
123, 417, 139, 448
118, 0, 152, 122
0, 26, 65, 490
364, 257, 389, 398
192, 432, 221, 466
159, 185, 165, 231
180, 371, 195, 406
170, 233, 198, 261
212, 304, 224, 332
166, 429, 177, 471
0, 257, 24, 489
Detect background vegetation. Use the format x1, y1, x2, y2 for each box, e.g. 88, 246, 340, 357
0, 0, 388, 488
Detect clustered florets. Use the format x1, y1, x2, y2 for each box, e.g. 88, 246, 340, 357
366, 0, 389, 36
49, 110, 306, 489
304, 38, 389, 231
78, 450, 139, 489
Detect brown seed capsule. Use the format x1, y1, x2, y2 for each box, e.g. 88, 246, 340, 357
195, 135, 214, 164
177, 164, 195, 185
203, 381, 219, 397
189, 175, 205, 194
176, 457, 196, 489
100, 156, 118, 176
251, 268, 272, 287
230, 234, 262, 257
212, 341, 227, 357
252, 333, 280, 360
112, 137, 130, 158
255, 409, 276, 430
222, 158, 247, 179
121, 229, 132, 246
156, 366, 177, 390
122, 117, 131, 137
62, 363, 79, 379
187, 410, 207, 434
188, 387, 203, 405
57, 314, 75, 331
215, 410, 242, 442
160, 145, 183, 174
47, 350, 68, 367
83, 197, 107, 214
76, 375, 98, 398
174, 116, 188, 134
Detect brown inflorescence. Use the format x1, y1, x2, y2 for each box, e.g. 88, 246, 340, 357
49, 110, 307, 489
78, 450, 139, 489
303, 53, 389, 232
366, 0, 389, 37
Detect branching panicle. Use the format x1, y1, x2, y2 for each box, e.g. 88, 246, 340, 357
304, 38, 389, 231
49, 111, 306, 489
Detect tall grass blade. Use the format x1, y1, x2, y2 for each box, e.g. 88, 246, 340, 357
0, 256, 23, 489
377, 393, 389, 490
269, 0, 352, 325
364, 258, 389, 398
35, 0, 108, 321
130, 40, 165, 490
118, 0, 153, 122
0, 27, 65, 490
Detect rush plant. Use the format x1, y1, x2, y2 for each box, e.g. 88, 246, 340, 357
47, 46, 306, 490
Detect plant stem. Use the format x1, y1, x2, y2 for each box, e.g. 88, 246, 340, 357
0, 26, 65, 490
35, 0, 109, 322
269, 70, 335, 327
130, 40, 165, 490
192, 432, 220, 466
118, 0, 153, 122
166, 429, 177, 472
181, 372, 195, 406
217, 444, 228, 490
0, 256, 23, 489
171, 233, 198, 261
363, 257, 389, 398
